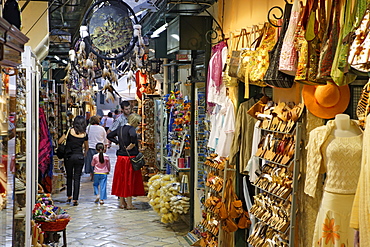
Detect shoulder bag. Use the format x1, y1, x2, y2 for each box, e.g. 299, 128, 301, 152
56, 128, 71, 159
295, 0, 327, 85
119, 126, 145, 171
264, 1, 295, 88
316, 0, 342, 82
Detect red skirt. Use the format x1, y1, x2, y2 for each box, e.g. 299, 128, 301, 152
111, 156, 145, 198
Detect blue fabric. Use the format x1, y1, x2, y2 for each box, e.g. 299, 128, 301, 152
93, 173, 108, 200
84, 148, 97, 174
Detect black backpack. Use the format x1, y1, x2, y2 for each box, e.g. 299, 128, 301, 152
3, 0, 21, 29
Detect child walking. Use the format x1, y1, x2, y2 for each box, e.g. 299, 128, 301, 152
91, 143, 111, 205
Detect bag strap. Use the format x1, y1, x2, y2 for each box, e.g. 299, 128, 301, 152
61, 128, 71, 145
119, 125, 132, 157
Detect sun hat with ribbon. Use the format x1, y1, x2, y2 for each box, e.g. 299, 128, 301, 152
302, 83, 350, 119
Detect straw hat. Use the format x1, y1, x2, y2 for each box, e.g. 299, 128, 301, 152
302, 83, 350, 119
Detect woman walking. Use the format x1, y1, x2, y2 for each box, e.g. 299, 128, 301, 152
85, 116, 108, 181
91, 143, 111, 205
107, 113, 145, 209
58, 116, 88, 206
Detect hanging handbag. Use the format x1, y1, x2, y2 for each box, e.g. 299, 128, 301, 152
295, 0, 327, 85
222, 217, 239, 233
237, 26, 263, 82
348, 6, 370, 75
333, 0, 363, 86
119, 126, 145, 171
237, 211, 252, 229
248, 22, 277, 87
356, 79, 370, 128
279, 0, 301, 76
228, 29, 248, 78
56, 128, 70, 159
264, 2, 295, 88
316, 0, 341, 82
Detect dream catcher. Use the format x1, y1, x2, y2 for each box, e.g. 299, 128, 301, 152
80, 0, 141, 61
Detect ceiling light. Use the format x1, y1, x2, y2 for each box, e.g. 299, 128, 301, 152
171, 34, 180, 41
54, 55, 60, 60
151, 23, 168, 38
62, 60, 68, 64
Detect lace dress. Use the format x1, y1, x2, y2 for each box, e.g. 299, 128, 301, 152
312, 134, 362, 247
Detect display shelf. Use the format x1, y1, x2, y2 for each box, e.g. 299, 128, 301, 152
164, 157, 190, 172
248, 117, 302, 247
259, 127, 296, 135
254, 156, 293, 168
253, 185, 291, 201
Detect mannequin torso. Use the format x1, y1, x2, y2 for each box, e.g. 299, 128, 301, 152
332, 114, 362, 137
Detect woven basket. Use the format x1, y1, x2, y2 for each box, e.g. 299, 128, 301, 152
36, 219, 70, 232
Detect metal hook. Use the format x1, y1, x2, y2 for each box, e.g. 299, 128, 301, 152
267, 6, 284, 27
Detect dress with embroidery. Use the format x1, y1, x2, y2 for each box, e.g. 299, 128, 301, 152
312, 134, 362, 247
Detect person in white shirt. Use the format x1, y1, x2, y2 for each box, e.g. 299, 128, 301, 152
85, 116, 108, 181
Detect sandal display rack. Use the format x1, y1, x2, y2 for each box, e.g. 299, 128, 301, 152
185, 154, 228, 246
248, 109, 302, 247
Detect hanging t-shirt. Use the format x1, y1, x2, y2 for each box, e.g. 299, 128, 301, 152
215, 97, 235, 157
207, 105, 222, 150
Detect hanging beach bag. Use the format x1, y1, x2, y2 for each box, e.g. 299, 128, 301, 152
279, 0, 301, 75
316, 0, 342, 82
248, 22, 277, 87
333, 0, 364, 85
228, 29, 249, 78
348, 6, 370, 75
295, 0, 327, 85
237, 26, 263, 82
264, 2, 295, 88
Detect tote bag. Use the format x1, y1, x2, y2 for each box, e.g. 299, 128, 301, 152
264, 2, 295, 88
228, 29, 249, 78
295, 0, 327, 85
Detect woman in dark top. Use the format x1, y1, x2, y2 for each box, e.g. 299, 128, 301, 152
107, 113, 145, 209
58, 116, 88, 206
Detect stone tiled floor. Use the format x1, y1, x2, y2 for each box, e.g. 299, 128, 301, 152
51, 145, 190, 247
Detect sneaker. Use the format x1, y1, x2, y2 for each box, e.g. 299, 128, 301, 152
94, 197, 100, 203
99, 200, 104, 205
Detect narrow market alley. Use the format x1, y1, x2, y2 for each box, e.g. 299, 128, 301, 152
51, 145, 189, 247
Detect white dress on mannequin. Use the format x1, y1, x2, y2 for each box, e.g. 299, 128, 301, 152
306, 114, 363, 247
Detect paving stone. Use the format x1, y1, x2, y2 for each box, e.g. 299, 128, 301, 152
49, 146, 190, 246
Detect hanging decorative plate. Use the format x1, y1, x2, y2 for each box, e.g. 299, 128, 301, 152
82, 0, 139, 60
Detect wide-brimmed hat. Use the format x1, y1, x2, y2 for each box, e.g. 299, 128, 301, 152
302, 83, 350, 119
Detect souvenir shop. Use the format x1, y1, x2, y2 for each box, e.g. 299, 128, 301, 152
178, 0, 370, 245
147, 0, 370, 247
